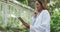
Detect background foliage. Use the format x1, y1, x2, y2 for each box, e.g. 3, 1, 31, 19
48, 0, 60, 32
0, 0, 60, 32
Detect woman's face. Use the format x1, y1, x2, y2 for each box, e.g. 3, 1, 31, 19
35, 1, 42, 11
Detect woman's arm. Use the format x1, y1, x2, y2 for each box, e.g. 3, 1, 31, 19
30, 10, 50, 32
18, 17, 30, 28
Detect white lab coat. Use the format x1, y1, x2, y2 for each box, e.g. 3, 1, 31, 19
30, 10, 50, 32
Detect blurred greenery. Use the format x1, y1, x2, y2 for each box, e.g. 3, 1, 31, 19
48, 0, 60, 32
0, 0, 60, 32
17, 0, 28, 5
0, 0, 30, 32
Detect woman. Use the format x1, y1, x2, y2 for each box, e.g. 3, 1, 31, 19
18, 0, 50, 32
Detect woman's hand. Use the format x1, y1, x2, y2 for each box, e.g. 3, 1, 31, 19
34, 8, 38, 17
18, 17, 30, 28
24, 23, 30, 28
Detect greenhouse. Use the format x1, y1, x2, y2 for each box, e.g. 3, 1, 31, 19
0, 0, 34, 32
0, 0, 60, 32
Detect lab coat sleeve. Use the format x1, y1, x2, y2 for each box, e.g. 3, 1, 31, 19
30, 11, 50, 32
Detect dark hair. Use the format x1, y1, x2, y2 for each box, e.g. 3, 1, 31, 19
36, 0, 48, 10
36, 0, 42, 6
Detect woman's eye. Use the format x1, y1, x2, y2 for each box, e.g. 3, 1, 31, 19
36, 3, 39, 5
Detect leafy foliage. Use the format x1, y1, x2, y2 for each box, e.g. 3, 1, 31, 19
48, 0, 60, 32
0, 0, 60, 32
17, 0, 28, 5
